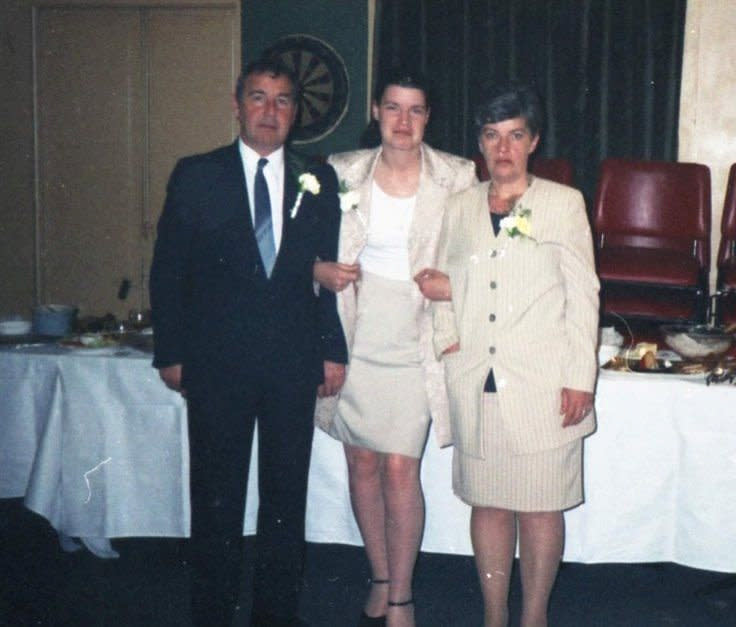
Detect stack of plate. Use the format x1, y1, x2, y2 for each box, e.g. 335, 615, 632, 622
0, 319, 32, 336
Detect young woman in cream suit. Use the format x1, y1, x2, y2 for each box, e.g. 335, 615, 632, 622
431, 84, 600, 627
314, 69, 475, 627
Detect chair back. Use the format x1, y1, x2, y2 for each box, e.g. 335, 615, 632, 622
530, 157, 574, 186
472, 152, 489, 181
717, 163, 736, 268
594, 158, 711, 272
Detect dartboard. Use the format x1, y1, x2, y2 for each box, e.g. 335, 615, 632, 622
264, 34, 350, 144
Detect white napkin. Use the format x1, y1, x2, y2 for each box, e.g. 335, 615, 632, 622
58, 532, 120, 558
81, 537, 120, 559
599, 326, 624, 347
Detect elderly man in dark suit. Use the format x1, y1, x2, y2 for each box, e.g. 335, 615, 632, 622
150, 57, 347, 627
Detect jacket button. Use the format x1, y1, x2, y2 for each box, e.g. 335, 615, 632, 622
489, 346, 496, 354
490, 281, 497, 289
489, 313, 496, 322
490, 249, 497, 258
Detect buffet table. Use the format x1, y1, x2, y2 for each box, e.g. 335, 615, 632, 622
1, 344, 734, 572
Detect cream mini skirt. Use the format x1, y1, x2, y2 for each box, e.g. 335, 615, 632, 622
329, 272, 430, 458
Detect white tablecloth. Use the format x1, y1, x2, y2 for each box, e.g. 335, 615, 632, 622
1, 345, 735, 572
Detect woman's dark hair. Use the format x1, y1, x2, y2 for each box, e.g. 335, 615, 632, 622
373, 67, 432, 108
474, 82, 543, 137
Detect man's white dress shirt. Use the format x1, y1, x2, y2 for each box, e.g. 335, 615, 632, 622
239, 139, 285, 251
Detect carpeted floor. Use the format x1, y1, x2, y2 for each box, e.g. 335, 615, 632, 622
1, 498, 733, 626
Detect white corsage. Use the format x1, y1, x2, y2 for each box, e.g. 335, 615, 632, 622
290, 173, 321, 219
499, 205, 534, 240
338, 181, 366, 227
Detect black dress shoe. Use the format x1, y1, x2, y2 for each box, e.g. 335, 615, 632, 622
359, 610, 386, 626
358, 578, 389, 626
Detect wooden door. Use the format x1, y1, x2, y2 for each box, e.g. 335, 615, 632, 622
35, 3, 238, 318
36, 7, 144, 316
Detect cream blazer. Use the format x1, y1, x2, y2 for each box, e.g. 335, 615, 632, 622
433, 177, 600, 457
314, 144, 476, 447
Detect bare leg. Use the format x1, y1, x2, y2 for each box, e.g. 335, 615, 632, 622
383, 453, 423, 627
471, 507, 516, 627
518, 511, 564, 627
344, 444, 390, 618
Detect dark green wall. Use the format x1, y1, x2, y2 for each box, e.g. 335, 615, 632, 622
242, 0, 370, 157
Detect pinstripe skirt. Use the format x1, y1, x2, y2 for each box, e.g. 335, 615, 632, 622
452, 393, 583, 511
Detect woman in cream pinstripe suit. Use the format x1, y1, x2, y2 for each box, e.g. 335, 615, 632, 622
430, 84, 599, 627
314, 69, 475, 627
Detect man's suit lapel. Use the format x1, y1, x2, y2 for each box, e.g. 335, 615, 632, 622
272, 151, 303, 277
222, 140, 259, 242
280, 152, 300, 239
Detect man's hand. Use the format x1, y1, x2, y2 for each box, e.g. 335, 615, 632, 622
560, 387, 593, 427
313, 261, 360, 292
317, 360, 346, 398
414, 268, 451, 301
159, 364, 186, 396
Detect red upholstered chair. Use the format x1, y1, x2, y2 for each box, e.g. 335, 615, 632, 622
530, 156, 574, 186
472, 153, 574, 186
593, 158, 711, 323
716, 164, 736, 325
472, 152, 489, 181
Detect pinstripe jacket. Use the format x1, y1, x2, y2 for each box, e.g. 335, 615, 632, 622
433, 177, 600, 457
314, 143, 476, 447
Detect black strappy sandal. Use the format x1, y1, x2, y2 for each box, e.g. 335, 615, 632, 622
359, 579, 389, 627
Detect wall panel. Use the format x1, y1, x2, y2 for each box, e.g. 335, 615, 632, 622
36, 8, 144, 315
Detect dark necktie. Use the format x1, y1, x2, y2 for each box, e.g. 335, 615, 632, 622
254, 157, 276, 277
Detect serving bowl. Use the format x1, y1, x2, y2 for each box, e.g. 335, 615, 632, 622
32, 304, 78, 337
660, 324, 734, 360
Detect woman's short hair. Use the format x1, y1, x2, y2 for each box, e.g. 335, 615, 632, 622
373, 67, 432, 108
474, 83, 543, 137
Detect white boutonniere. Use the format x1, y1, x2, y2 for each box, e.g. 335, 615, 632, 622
499, 205, 534, 240
338, 180, 366, 227
290, 173, 321, 219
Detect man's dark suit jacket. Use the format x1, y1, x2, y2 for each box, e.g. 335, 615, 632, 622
150, 140, 347, 396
